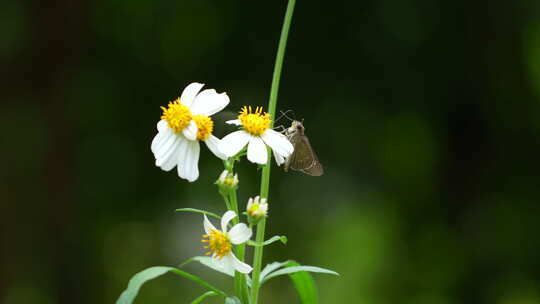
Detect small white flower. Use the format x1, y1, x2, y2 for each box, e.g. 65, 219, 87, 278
151, 82, 230, 182
217, 169, 239, 187
219, 106, 294, 165
201, 211, 253, 274
247, 196, 268, 218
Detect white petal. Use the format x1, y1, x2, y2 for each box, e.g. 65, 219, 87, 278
219, 131, 251, 157
221, 210, 236, 232
204, 135, 227, 160
152, 130, 177, 160
156, 135, 183, 171
180, 82, 204, 107
273, 149, 285, 166
157, 120, 168, 132
151, 125, 173, 154
213, 254, 235, 274
228, 253, 253, 274
261, 129, 294, 158
203, 215, 217, 234
228, 223, 252, 245
177, 139, 200, 182
190, 89, 230, 116
151, 131, 166, 154
247, 136, 268, 164
182, 120, 198, 141
225, 119, 241, 126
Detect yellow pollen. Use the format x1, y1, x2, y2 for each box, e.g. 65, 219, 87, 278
160, 98, 192, 133
247, 204, 260, 216
193, 115, 214, 141
201, 229, 232, 259
238, 106, 271, 136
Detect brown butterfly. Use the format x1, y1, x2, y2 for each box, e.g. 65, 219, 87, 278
283, 120, 324, 176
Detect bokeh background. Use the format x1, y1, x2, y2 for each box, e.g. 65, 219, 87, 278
3, 0, 540, 303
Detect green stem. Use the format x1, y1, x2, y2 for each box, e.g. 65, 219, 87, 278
250, 1, 296, 303
230, 188, 249, 303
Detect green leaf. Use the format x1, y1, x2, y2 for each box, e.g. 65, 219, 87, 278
175, 208, 221, 219
288, 265, 318, 304
259, 261, 290, 282
262, 265, 339, 283
191, 291, 218, 304
116, 266, 227, 304
257, 261, 339, 304
247, 235, 287, 247
169, 269, 227, 297
116, 266, 174, 304
224, 296, 241, 304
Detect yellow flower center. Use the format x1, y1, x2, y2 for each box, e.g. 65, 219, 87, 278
201, 229, 232, 259
193, 115, 214, 141
161, 98, 192, 133
247, 204, 260, 216
238, 106, 271, 136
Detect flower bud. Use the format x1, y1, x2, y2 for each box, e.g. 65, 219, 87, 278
216, 170, 238, 196
246, 196, 268, 223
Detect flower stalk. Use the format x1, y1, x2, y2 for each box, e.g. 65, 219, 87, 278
250, 0, 296, 303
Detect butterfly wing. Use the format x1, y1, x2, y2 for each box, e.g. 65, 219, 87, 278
289, 135, 324, 176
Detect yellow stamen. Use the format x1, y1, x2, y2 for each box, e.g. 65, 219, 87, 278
161, 98, 192, 133
193, 115, 214, 141
238, 106, 271, 136
247, 204, 260, 216
201, 229, 232, 259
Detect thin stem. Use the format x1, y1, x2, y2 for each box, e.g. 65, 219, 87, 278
230, 188, 249, 303
250, 0, 296, 303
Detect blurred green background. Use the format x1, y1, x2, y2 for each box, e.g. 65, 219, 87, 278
3, 0, 540, 303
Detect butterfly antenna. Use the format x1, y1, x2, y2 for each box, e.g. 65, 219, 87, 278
276, 110, 295, 123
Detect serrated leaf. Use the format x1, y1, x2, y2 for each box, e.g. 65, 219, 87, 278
116, 266, 174, 304
191, 291, 218, 304
175, 208, 221, 219
262, 264, 339, 284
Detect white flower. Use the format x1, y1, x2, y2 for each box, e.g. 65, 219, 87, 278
219, 106, 294, 165
201, 211, 253, 274
151, 82, 229, 182
217, 169, 238, 187
247, 196, 268, 218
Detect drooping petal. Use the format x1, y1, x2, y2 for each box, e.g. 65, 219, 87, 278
151, 130, 166, 154
261, 129, 294, 158
182, 120, 198, 141
152, 129, 176, 159
213, 254, 235, 274
228, 223, 252, 245
219, 130, 251, 157
247, 136, 268, 164
155, 135, 183, 171
177, 139, 200, 182
273, 149, 285, 166
190, 89, 230, 116
204, 135, 227, 160
227, 253, 253, 274
221, 210, 236, 232
225, 119, 241, 126
157, 119, 168, 132
203, 214, 217, 234
180, 82, 204, 107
